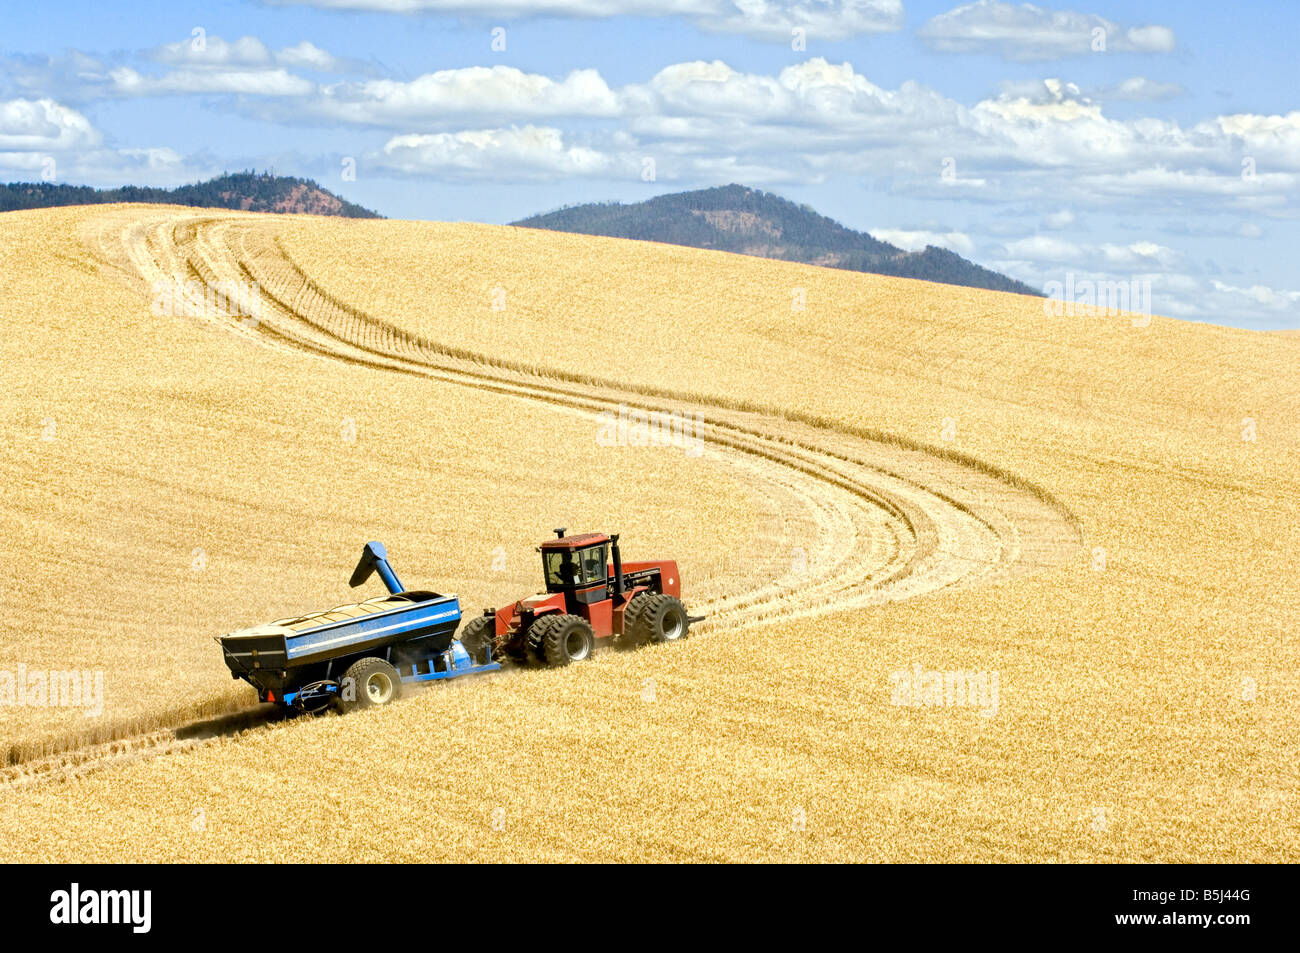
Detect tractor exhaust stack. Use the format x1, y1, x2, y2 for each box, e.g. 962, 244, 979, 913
611, 533, 625, 596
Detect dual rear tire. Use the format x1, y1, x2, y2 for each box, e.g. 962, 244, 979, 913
622, 592, 690, 648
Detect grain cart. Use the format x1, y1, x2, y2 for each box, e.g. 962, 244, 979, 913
458, 528, 703, 667
219, 542, 499, 712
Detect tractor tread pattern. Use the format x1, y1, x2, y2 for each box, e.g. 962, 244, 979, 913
543, 615, 594, 667
458, 615, 494, 666
625, 593, 690, 645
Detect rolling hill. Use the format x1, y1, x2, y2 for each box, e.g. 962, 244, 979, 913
513, 184, 1040, 296
0, 171, 380, 218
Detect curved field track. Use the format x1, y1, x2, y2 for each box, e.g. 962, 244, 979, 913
0, 207, 1079, 790
87, 208, 1081, 624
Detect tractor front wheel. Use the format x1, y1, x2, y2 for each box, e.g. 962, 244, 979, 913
337, 657, 402, 712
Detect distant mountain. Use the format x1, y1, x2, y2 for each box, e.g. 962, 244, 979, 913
0, 171, 381, 218
512, 184, 1039, 297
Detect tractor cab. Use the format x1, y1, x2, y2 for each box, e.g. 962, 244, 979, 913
481, 527, 694, 665
539, 530, 610, 609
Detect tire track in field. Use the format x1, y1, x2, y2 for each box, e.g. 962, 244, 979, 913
94, 208, 1082, 623
0, 208, 1081, 791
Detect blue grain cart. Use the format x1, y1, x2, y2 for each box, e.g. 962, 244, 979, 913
219, 542, 499, 712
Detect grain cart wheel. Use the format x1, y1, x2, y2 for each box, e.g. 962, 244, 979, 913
542, 615, 595, 667
458, 615, 495, 665
636, 593, 690, 644
338, 657, 402, 712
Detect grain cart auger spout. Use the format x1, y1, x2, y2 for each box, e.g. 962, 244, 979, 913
218, 541, 499, 713
458, 528, 706, 668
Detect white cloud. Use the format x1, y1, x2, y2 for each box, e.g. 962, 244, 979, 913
276, 41, 347, 72
377, 125, 615, 178
1001, 235, 1180, 270
625, 58, 963, 142
6, 45, 1299, 241
1001, 235, 1080, 261
313, 66, 620, 124
1210, 280, 1300, 311
870, 228, 976, 255
108, 66, 315, 97
0, 98, 213, 186
151, 35, 276, 68
0, 98, 100, 150
701, 0, 904, 41
150, 35, 352, 72
266, 1, 903, 42
919, 1, 1175, 61
1078, 167, 1300, 204
1001, 75, 1184, 104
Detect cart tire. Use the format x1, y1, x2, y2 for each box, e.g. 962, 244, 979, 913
542, 615, 595, 667
338, 657, 402, 712
458, 615, 495, 666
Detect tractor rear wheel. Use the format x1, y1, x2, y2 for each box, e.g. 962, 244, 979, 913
528, 614, 595, 667
624, 593, 690, 646
458, 615, 495, 666
338, 657, 402, 712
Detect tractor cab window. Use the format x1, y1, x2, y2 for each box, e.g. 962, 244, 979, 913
543, 545, 608, 589
578, 544, 608, 585
543, 550, 578, 588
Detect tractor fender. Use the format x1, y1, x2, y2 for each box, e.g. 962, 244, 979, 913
613, 585, 651, 635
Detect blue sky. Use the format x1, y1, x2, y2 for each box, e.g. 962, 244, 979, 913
2, 1, 1297, 328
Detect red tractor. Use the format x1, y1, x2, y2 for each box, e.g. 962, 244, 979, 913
459, 528, 700, 667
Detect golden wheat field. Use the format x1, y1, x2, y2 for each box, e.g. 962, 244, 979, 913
0, 203, 1296, 862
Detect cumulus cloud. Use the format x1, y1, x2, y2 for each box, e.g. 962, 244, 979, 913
277, 41, 347, 71
624, 58, 964, 145
377, 125, 615, 178
265, 0, 903, 42
0, 98, 100, 151
312, 66, 620, 125
919, 1, 1175, 61
5, 41, 1298, 235
0, 98, 212, 186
